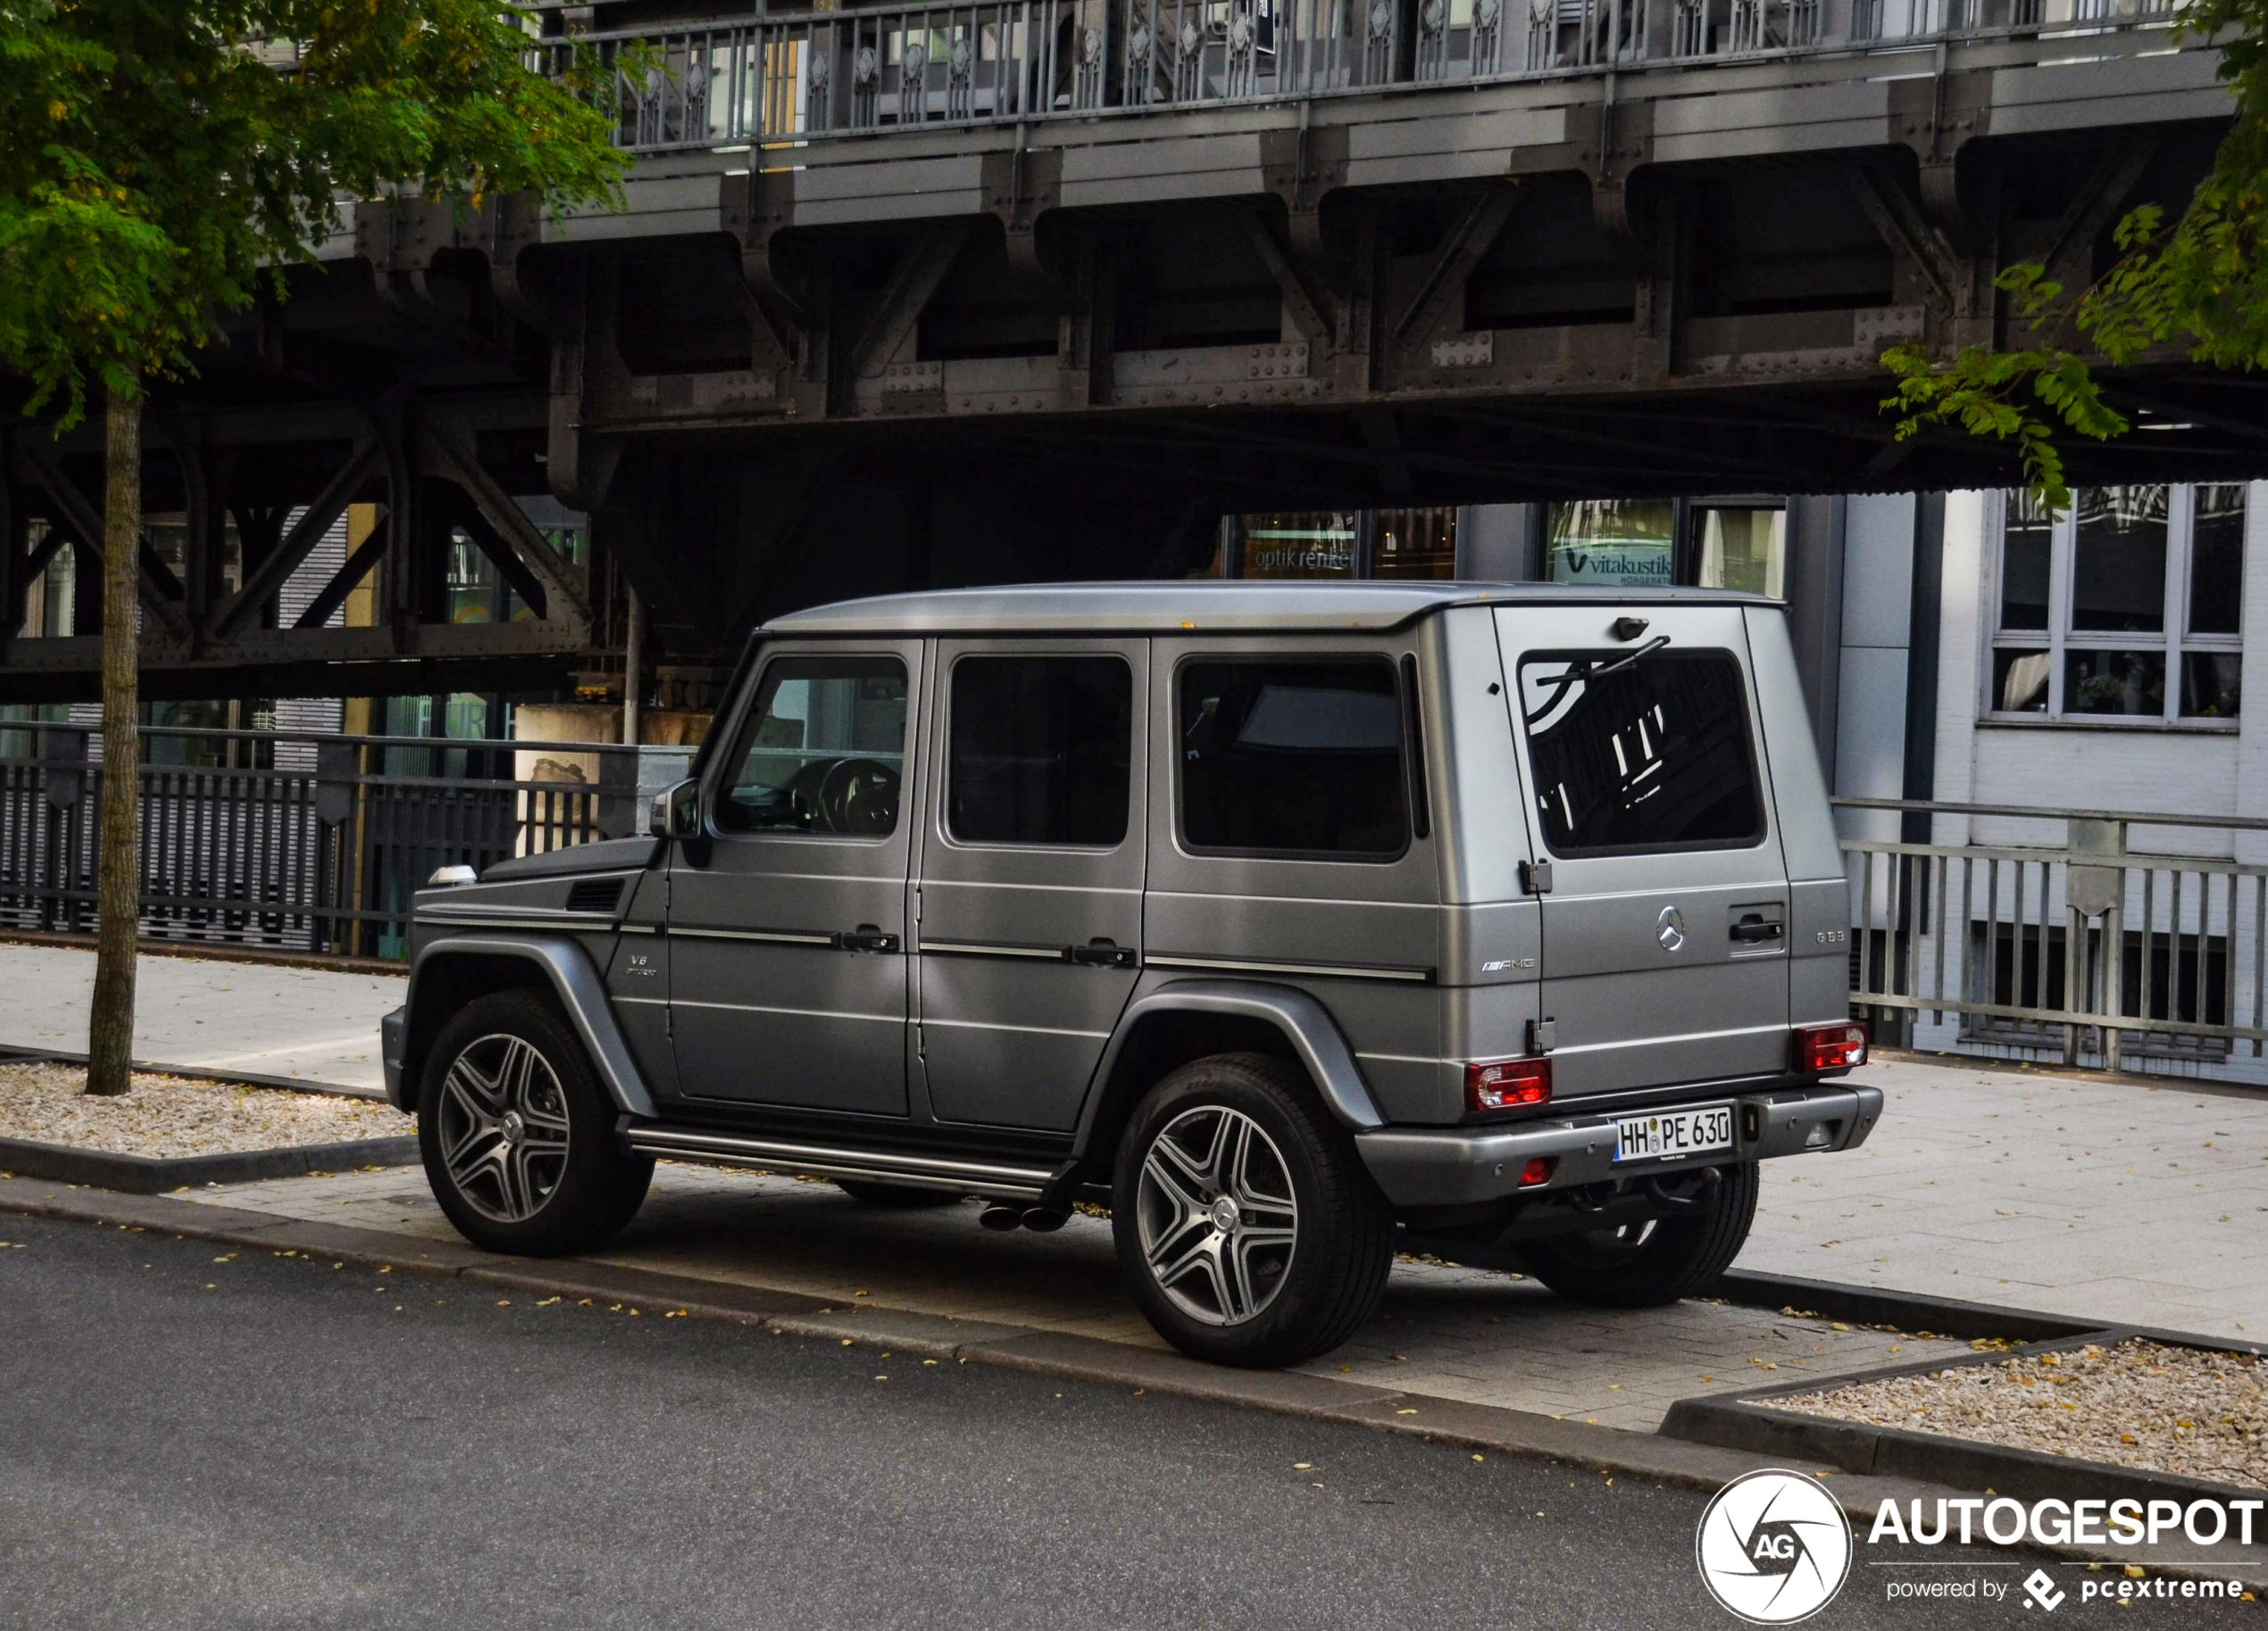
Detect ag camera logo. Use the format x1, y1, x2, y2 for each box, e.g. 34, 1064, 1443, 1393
1697, 1469, 1852, 1624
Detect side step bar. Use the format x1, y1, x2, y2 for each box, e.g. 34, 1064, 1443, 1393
623, 1126, 1057, 1202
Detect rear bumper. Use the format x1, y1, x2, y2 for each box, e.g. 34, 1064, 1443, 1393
1355, 1081, 1881, 1209
380, 1006, 409, 1111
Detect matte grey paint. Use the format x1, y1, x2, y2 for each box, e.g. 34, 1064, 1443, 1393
399, 934, 658, 1119
1073, 978, 1387, 1154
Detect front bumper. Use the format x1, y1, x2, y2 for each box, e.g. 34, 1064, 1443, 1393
380, 1006, 408, 1111
1355, 1081, 1881, 1209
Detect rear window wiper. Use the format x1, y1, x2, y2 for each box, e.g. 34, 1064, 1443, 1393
1522, 636, 1672, 726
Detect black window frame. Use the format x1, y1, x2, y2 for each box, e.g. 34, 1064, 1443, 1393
1516, 645, 1769, 861
1172, 652, 1415, 864
942, 650, 1136, 851
710, 649, 912, 839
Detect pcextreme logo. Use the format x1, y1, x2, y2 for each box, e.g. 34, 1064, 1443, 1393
1696, 1469, 1854, 1625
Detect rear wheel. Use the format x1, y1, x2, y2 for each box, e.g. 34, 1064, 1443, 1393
1518, 1161, 1760, 1308
835, 1179, 965, 1209
1112, 1053, 1393, 1369
418, 989, 652, 1256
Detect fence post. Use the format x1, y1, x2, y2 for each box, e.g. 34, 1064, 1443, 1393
40, 728, 88, 933
314, 740, 357, 957
596, 747, 640, 841
2068, 816, 2124, 1070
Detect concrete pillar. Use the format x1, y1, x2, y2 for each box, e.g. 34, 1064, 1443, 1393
1457, 502, 1544, 581
1782, 494, 1847, 778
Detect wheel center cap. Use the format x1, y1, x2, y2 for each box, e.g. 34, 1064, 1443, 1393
1207, 1195, 1240, 1234
500, 1110, 525, 1144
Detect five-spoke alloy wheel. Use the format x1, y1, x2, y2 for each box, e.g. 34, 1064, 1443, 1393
418, 990, 652, 1256
1113, 1053, 1393, 1369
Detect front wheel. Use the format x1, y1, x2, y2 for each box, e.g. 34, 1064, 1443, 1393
1517, 1161, 1760, 1308
418, 989, 653, 1256
1112, 1053, 1393, 1369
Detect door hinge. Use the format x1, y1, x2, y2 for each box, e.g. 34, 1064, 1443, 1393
1520, 859, 1554, 895
1529, 1017, 1556, 1053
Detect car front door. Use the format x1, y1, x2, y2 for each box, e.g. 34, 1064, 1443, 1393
1495, 604, 1792, 1102
914, 639, 1147, 1130
668, 641, 921, 1117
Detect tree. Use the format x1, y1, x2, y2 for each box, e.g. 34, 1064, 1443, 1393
1881, 0, 2268, 511
0, 3, 631, 1094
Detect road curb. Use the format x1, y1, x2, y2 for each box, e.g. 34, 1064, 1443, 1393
4, 1177, 2261, 1590
1662, 1328, 2268, 1507
0, 1044, 381, 1100
0, 1131, 421, 1194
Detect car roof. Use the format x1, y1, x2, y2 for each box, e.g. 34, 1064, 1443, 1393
762, 580, 1775, 637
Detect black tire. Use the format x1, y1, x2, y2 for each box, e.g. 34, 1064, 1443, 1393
836, 1179, 965, 1209
1517, 1161, 1761, 1309
416, 989, 653, 1256
1111, 1052, 1393, 1369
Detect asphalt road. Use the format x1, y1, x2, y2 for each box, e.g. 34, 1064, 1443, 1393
0, 1213, 2249, 1631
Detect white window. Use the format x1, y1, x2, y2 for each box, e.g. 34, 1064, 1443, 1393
1986, 483, 2244, 724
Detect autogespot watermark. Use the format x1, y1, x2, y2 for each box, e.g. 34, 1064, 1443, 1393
1697, 1476, 2260, 1619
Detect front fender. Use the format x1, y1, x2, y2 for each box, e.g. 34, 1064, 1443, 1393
397, 935, 657, 1119
1074, 978, 1385, 1158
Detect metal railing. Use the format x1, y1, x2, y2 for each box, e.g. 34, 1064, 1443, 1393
537, 0, 2184, 152
0, 725, 678, 961
1837, 797, 2268, 1076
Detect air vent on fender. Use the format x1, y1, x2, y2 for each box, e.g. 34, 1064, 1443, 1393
565, 878, 626, 915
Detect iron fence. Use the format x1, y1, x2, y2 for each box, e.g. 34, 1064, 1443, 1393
1837, 798, 2268, 1078
534, 0, 2185, 152
0, 725, 663, 961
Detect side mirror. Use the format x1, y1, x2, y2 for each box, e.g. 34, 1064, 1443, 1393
648, 777, 701, 840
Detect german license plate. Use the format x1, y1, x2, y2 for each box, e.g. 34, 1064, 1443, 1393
1611, 1103, 1735, 1163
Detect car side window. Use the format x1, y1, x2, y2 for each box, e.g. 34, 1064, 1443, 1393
1517, 647, 1764, 856
948, 655, 1133, 846
715, 654, 907, 836
1177, 659, 1409, 859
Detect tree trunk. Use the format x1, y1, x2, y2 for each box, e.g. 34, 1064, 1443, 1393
84, 379, 141, 1098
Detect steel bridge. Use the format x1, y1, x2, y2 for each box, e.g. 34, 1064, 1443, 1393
0, 0, 2251, 701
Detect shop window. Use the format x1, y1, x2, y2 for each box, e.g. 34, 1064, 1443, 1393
1691, 506, 1785, 598
1372, 508, 1457, 580
1545, 500, 1675, 586
1237, 512, 1357, 579
1986, 485, 2243, 723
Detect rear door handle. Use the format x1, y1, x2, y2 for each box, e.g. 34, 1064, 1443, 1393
1068, 939, 1137, 968
1730, 916, 1784, 944
838, 925, 901, 953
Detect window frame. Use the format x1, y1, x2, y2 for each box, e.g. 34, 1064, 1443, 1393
1983, 483, 2244, 728
708, 646, 913, 842
1515, 645, 1771, 861
1170, 651, 1416, 865
939, 649, 1137, 853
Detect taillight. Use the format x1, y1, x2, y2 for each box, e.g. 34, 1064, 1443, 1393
1792, 1021, 1869, 1074
1465, 1056, 1551, 1114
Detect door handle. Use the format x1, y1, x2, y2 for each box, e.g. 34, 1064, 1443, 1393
1068, 939, 1137, 969
838, 925, 901, 953
1730, 915, 1784, 944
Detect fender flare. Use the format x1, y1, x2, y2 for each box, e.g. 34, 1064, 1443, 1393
1072, 978, 1385, 1159
401, 935, 657, 1119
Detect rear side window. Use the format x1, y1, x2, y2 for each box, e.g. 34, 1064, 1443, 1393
1179, 660, 1408, 859
1518, 649, 1764, 856
948, 655, 1133, 845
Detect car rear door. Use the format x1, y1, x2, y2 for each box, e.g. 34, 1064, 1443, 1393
1495, 603, 1791, 1103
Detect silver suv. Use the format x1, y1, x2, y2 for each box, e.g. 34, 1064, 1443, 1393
381, 582, 1880, 1367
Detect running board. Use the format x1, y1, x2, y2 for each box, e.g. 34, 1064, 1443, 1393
623, 1126, 1058, 1202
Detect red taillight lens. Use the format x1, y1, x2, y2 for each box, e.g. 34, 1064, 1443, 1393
1793, 1021, 1869, 1074
1517, 1157, 1555, 1188
1465, 1056, 1552, 1114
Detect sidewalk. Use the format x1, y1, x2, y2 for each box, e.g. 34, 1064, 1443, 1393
4, 937, 2264, 1341
0, 942, 400, 1094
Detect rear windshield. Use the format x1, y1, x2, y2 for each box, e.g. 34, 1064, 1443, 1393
1517, 648, 1764, 857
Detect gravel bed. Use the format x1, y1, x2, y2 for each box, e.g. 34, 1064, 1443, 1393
1764, 1338, 2265, 1488
0, 1061, 405, 1161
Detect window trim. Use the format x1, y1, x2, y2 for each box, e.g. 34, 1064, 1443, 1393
1983, 484, 2244, 727
938, 648, 1136, 853
1170, 650, 1417, 865
1516, 645, 1772, 861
